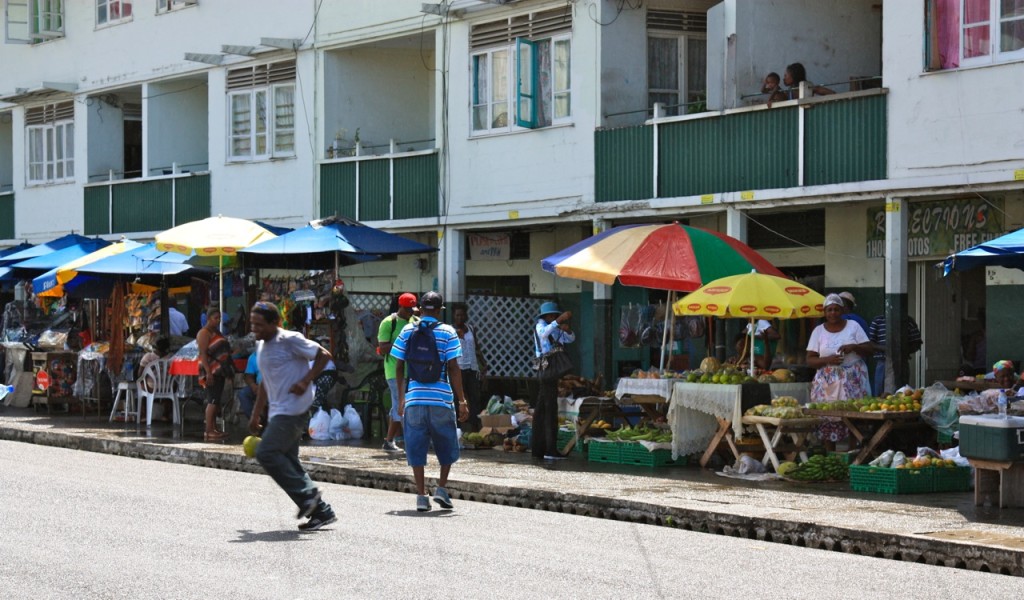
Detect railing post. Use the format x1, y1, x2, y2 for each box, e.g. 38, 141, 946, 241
652, 103, 662, 199
171, 171, 177, 226
389, 139, 396, 221
108, 183, 114, 235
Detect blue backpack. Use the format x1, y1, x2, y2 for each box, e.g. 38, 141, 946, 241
405, 321, 444, 383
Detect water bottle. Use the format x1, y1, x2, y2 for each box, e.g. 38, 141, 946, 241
998, 389, 1008, 419
0, 385, 13, 401
123, 360, 134, 381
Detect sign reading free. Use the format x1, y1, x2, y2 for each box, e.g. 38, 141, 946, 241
866, 197, 1004, 259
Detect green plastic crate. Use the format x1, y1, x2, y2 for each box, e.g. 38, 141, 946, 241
556, 429, 585, 454
828, 451, 857, 465
587, 441, 621, 463
932, 466, 972, 492
618, 442, 685, 467
849, 465, 933, 494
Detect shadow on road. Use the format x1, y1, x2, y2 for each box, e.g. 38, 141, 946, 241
230, 529, 313, 543
386, 509, 460, 518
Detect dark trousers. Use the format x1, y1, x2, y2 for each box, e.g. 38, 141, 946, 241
531, 378, 559, 458
462, 369, 482, 430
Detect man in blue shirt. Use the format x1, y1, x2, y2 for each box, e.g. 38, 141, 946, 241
392, 291, 468, 512
236, 352, 261, 420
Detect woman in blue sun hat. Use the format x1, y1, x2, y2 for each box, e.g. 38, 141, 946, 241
532, 301, 575, 460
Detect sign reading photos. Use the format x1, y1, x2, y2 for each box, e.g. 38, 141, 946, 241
866, 198, 1004, 259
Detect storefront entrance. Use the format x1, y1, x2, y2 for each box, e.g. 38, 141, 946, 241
912, 262, 984, 384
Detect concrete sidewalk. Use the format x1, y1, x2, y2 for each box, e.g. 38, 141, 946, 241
1, 405, 1022, 576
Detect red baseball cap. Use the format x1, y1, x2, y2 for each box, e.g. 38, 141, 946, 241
398, 292, 418, 308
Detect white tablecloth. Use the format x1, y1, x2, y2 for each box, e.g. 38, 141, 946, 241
672, 382, 811, 438
614, 378, 676, 401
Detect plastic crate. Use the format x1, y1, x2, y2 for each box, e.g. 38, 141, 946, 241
932, 466, 972, 492
557, 429, 585, 454
828, 451, 857, 465
849, 465, 933, 494
618, 442, 683, 467
587, 441, 621, 463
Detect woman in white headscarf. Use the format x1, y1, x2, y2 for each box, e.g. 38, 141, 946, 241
807, 293, 872, 404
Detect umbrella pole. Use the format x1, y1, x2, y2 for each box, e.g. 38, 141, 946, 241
667, 292, 677, 370
749, 317, 756, 378
659, 291, 673, 371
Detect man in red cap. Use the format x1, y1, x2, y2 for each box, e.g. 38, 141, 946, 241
377, 292, 419, 452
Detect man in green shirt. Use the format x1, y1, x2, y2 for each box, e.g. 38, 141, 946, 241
377, 292, 418, 452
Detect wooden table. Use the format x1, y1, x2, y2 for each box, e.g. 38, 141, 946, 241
804, 409, 925, 465
741, 416, 820, 471
936, 379, 1000, 393
560, 396, 631, 455
968, 458, 1024, 508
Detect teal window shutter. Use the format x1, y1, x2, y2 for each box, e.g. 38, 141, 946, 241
516, 37, 538, 128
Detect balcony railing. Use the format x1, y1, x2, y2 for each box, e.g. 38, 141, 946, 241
319, 145, 439, 221
83, 172, 210, 235
595, 89, 887, 203
0, 192, 13, 239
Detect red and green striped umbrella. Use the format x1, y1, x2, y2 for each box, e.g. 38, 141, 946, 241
541, 223, 784, 292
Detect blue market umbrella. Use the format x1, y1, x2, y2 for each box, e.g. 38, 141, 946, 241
74, 242, 211, 285
239, 216, 436, 270
1, 233, 95, 263
7, 238, 112, 277
943, 228, 1024, 275
0, 242, 35, 263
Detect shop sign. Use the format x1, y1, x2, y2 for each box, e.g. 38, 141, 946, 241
866, 198, 1004, 259
468, 233, 510, 260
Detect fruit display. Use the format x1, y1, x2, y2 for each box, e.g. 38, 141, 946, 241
590, 419, 613, 430
604, 424, 672, 443
781, 454, 849, 481
772, 396, 799, 408
868, 448, 958, 469
806, 388, 923, 413
462, 431, 501, 448
744, 404, 804, 419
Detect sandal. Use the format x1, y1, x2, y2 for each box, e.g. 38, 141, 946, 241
204, 430, 228, 442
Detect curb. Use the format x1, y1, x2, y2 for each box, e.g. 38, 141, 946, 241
2, 425, 1021, 576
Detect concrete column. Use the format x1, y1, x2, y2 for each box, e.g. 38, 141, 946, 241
884, 196, 910, 391
717, 207, 748, 360
439, 226, 465, 307
592, 218, 612, 384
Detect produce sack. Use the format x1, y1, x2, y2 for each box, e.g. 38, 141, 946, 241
328, 408, 349, 441
308, 407, 332, 441
343, 404, 364, 439
920, 382, 959, 437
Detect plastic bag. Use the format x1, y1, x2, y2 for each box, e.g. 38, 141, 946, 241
939, 446, 971, 467
891, 451, 907, 468
328, 408, 349, 441
735, 454, 767, 474
920, 382, 959, 435
308, 407, 332, 441
869, 449, 895, 467
343, 404, 364, 439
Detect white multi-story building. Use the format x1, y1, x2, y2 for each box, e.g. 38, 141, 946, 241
2, 0, 1022, 384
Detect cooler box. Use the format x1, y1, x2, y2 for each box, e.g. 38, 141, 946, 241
959, 415, 1024, 461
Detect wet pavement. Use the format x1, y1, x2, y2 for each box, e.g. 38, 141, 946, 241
1, 403, 1022, 575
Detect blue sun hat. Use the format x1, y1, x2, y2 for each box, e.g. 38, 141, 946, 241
539, 301, 561, 317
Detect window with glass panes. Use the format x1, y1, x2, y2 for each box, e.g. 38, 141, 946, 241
227, 60, 296, 161
25, 101, 74, 185
647, 10, 707, 117
96, 0, 131, 26
470, 7, 571, 133
5, 0, 65, 43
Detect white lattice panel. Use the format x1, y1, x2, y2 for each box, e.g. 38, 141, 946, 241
348, 292, 392, 313
467, 295, 547, 378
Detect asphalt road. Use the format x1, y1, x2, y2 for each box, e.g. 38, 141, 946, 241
0, 441, 1020, 599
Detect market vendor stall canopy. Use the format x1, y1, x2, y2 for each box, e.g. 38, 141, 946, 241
155, 215, 277, 317
32, 240, 144, 297
238, 216, 438, 270
0, 233, 93, 262
943, 227, 1024, 275
673, 271, 825, 377
0, 242, 35, 283
73, 242, 212, 284
541, 222, 785, 369
5, 237, 112, 278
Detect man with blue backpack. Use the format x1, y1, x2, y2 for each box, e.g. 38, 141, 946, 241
391, 291, 469, 512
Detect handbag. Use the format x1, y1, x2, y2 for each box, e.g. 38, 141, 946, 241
532, 329, 574, 382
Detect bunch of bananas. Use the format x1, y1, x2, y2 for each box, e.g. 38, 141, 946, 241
781, 454, 849, 481
605, 424, 672, 443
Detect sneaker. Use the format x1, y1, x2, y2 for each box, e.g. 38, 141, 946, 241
296, 491, 322, 520
416, 494, 431, 512
543, 455, 567, 461
382, 439, 402, 453
432, 486, 454, 510
298, 512, 337, 532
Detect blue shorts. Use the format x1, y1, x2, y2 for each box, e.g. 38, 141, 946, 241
387, 378, 401, 421
403, 404, 459, 468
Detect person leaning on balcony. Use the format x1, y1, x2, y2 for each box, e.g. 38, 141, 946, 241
762, 72, 788, 108
782, 62, 834, 100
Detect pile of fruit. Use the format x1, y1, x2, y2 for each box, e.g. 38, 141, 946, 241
604, 424, 672, 443
868, 449, 958, 469
807, 389, 923, 413
589, 419, 614, 431
462, 432, 500, 448
744, 396, 805, 419
778, 454, 849, 481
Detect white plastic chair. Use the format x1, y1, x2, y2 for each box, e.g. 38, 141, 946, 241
136, 357, 181, 427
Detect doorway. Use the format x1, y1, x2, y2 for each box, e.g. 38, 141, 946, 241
913, 262, 984, 384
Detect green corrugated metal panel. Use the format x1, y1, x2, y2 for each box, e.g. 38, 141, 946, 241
660, 108, 799, 197
805, 94, 887, 186
83, 186, 110, 236
595, 126, 654, 202
112, 179, 173, 233
0, 193, 13, 239
174, 174, 211, 225
394, 154, 439, 219
358, 160, 390, 222
319, 162, 357, 219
